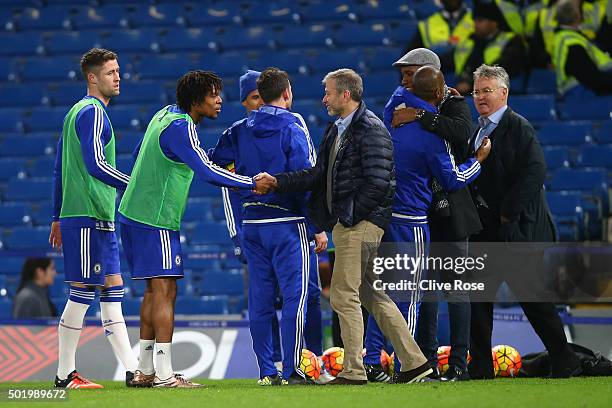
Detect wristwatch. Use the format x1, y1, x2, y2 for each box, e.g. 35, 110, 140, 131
415, 108, 425, 120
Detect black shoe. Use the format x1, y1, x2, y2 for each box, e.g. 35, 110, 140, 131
427, 366, 440, 380
440, 366, 470, 382
125, 371, 135, 387
392, 362, 433, 384
282, 374, 313, 385
365, 363, 391, 383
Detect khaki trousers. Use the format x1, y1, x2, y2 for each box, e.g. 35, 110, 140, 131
330, 220, 427, 380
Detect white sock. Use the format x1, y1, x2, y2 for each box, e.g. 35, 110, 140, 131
57, 300, 90, 380
137, 339, 155, 375
155, 342, 173, 381
100, 301, 138, 372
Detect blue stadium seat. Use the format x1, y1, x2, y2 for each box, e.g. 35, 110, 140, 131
101, 29, 160, 53
385, 21, 419, 47
0, 32, 44, 56
115, 131, 141, 154
189, 180, 222, 198
251, 51, 308, 75
183, 200, 213, 222
292, 100, 326, 126
577, 145, 612, 168
114, 81, 167, 104
0, 203, 29, 227
526, 69, 557, 94
26, 107, 68, 132
0, 300, 12, 319
0, 136, 54, 157
49, 276, 68, 299
72, 5, 128, 29
218, 26, 273, 51
175, 295, 229, 315
291, 75, 330, 99
0, 108, 25, 132
362, 71, 397, 98
136, 54, 194, 79
185, 3, 242, 26
30, 202, 54, 226
365, 47, 404, 71
332, 23, 388, 47
537, 121, 592, 146
47, 82, 86, 106
29, 156, 56, 178
4, 226, 52, 250
129, 3, 186, 27
559, 96, 612, 120
182, 253, 222, 273
549, 168, 607, 192
45, 30, 102, 55
198, 53, 249, 77
542, 146, 570, 170
0, 257, 24, 276
12, 5, 73, 30
275, 25, 332, 49
510, 95, 556, 122
199, 270, 244, 296
4, 178, 53, 201
106, 105, 142, 129
298, 1, 354, 23
509, 74, 526, 94
355, 1, 415, 20
20, 58, 80, 82
413, 1, 440, 19
0, 84, 47, 107
190, 223, 233, 245
115, 155, 134, 174
216, 102, 246, 126
0, 57, 17, 81
160, 28, 212, 53
592, 121, 612, 143
0, 275, 8, 299
0, 158, 27, 181
306, 49, 365, 74
121, 298, 142, 316
242, 3, 298, 24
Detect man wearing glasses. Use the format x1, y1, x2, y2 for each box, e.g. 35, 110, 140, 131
467, 64, 582, 379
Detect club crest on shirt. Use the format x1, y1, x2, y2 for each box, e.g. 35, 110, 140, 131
175, 255, 182, 266
94, 263, 102, 274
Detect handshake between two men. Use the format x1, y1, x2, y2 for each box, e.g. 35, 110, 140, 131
251, 136, 492, 196
252, 172, 278, 195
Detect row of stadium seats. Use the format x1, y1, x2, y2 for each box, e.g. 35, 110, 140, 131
0, 95, 610, 136
0, 1, 434, 31
0, 295, 234, 319
0, 22, 419, 56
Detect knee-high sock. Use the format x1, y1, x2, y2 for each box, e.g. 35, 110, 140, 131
100, 285, 138, 373
57, 286, 95, 380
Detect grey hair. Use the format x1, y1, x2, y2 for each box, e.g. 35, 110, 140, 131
322, 68, 363, 102
473, 64, 510, 90
556, 0, 581, 26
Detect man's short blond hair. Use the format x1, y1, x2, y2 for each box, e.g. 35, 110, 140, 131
322, 69, 363, 102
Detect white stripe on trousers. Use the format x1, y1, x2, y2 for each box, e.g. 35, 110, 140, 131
81, 228, 90, 279
159, 230, 172, 270
407, 226, 424, 336
293, 222, 310, 378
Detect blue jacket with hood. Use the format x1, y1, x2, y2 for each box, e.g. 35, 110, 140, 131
209, 105, 316, 228
383, 86, 481, 223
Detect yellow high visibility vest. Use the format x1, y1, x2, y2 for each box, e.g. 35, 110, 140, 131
580, 0, 606, 40
495, 0, 524, 36
553, 28, 612, 95
454, 31, 516, 76
417, 10, 474, 49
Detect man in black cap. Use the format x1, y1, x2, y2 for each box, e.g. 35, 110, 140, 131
451, 0, 526, 95
384, 48, 481, 382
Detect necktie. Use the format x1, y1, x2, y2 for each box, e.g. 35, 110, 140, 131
474, 117, 492, 151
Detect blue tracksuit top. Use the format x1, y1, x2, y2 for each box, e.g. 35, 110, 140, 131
383, 86, 481, 222
209, 105, 312, 224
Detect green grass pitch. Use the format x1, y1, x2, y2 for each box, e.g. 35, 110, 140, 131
1, 378, 610, 408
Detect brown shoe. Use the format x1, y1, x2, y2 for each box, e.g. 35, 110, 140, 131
326, 377, 367, 385
128, 370, 155, 388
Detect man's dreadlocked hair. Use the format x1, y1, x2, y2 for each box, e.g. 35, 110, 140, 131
176, 70, 223, 113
